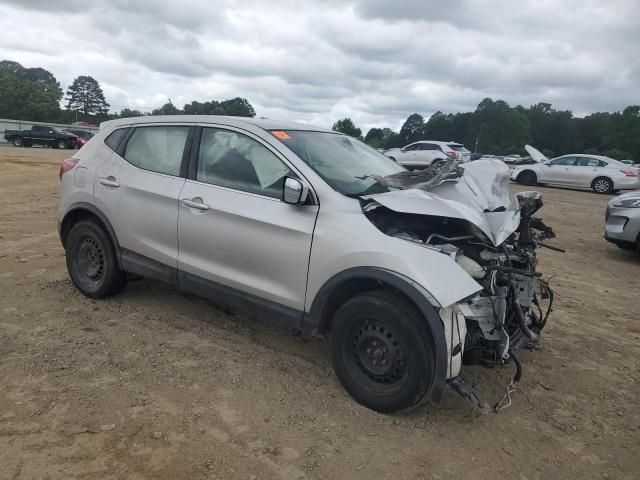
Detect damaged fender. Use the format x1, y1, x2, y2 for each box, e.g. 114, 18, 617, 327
364, 160, 521, 246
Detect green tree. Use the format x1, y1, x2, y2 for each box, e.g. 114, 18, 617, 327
218, 97, 255, 117
118, 108, 145, 118
0, 60, 62, 121
181, 97, 255, 117
524, 102, 580, 155
332, 118, 362, 138
605, 106, 640, 161
151, 102, 181, 115
471, 98, 530, 154
398, 113, 426, 146
364, 128, 385, 148
65, 75, 109, 119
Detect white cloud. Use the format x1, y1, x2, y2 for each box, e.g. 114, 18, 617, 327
0, 0, 637, 132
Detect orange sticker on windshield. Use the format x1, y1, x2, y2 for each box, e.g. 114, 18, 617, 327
271, 130, 291, 140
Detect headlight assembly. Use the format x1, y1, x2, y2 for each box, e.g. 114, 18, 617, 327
612, 198, 640, 208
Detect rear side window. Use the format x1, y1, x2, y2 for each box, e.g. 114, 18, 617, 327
447, 144, 467, 152
104, 128, 128, 151
124, 126, 190, 176
577, 157, 601, 167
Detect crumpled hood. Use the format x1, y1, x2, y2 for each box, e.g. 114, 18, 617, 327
364, 159, 521, 246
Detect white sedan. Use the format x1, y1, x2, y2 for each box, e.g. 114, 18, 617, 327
511, 145, 640, 194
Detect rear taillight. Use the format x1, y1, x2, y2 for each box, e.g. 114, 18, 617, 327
59, 158, 79, 180
620, 169, 638, 177
446, 151, 457, 159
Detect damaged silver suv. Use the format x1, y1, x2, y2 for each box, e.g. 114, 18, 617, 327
58, 116, 555, 413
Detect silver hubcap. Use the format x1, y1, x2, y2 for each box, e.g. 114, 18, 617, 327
595, 180, 609, 192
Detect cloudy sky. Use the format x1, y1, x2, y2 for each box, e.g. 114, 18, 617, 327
0, 0, 638, 131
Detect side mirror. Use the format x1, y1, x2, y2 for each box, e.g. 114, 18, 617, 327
283, 177, 309, 205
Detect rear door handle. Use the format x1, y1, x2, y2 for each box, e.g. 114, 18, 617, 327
99, 176, 120, 188
182, 198, 209, 211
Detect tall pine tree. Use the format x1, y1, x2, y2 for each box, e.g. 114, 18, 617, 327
65, 75, 109, 118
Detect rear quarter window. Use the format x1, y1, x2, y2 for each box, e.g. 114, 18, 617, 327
104, 128, 129, 151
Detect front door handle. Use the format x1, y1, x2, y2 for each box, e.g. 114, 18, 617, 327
99, 176, 120, 188
182, 198, 209, 211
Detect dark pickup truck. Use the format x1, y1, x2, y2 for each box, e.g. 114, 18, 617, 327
4, 125, 77, 149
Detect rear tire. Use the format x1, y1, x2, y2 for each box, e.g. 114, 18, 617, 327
592, 177, 613, 194
13, 138, 22, 147
330, 290, 435, 413
431, 159, 446, 173
65, 220, 127, 298
57, 140, 66, 149
517, 170, 537, 185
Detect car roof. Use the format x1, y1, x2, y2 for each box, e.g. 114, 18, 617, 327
100, 115, 333, 133
557, 153, 610, 161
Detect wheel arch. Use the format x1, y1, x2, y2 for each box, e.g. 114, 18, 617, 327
591, 175, 613, 192
306, 267, 447, 402
59, 203, 123, 268
516, 169, 537, 183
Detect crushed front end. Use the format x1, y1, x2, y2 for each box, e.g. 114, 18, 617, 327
361, 159, 558, 411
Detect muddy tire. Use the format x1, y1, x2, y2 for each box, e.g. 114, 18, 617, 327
592, 177, 613, 194
330, 290, 435, 413
517, 170, 537, 186
65, 220, 127, 299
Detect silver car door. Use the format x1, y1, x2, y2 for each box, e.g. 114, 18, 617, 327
177, 126, 318, 314
94, 125, 190, 268
400, 143, 420, 166
574, 157, 603, 187
544, 156, 576, 184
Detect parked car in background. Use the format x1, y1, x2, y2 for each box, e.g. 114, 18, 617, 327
58, 115, 554, 413
63, 129, 95, 148
4, 125, 77, 149
384, 141, 471, 170
512, 145, 640, 193
604, 191, 640, 254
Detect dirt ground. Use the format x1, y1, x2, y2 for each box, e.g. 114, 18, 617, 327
1, 144, 639, 480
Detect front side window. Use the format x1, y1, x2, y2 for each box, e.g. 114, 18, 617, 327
272, 130, 405, 196
403, 144, 420, 151
123, 126, 190, 176
197, 128, 292, 199
550, 156, 576, 166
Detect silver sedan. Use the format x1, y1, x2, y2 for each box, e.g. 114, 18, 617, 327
511, 145, 640, 194
604, 191, 640, 254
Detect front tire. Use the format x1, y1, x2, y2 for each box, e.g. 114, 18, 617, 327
65, 220, 127, 298
331, 290, 435, 413
517, 170, 537, 185
57, 140, 66, 149
592, 177, 613, 194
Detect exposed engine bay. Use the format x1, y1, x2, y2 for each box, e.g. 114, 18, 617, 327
361, 159, 560, 412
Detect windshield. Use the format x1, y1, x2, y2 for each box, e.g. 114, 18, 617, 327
272, 130, 405, 195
